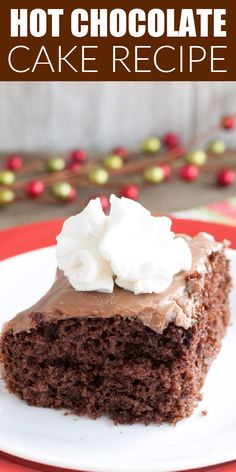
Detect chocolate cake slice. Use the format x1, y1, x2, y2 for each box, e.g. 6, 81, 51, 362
0, 233, 231, 425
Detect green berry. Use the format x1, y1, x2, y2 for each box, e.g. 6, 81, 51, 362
103, 154, 123, 170
47, 156, 66, 172
0, 189, 15, 205
52, 182, 72, 200
143, 166, 165, 184
0, 170, 15, 185
142, 137, 161, 154
186, 149, 207, 167
208, 140, 226, 155
89, 167, 109, 185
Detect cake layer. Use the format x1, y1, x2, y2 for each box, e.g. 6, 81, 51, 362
0, 250, 231, 425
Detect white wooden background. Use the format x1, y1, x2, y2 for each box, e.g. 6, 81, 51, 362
0, 82, 235, 152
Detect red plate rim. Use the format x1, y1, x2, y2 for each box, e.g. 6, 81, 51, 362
1, 217, 236, 262
0, 217, 236, 472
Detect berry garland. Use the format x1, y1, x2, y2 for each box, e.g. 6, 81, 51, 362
0, 114, 235, 208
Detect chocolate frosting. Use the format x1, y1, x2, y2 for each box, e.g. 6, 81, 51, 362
2, 233, 226, 335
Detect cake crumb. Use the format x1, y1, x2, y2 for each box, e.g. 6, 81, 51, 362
201, 410, 208, 416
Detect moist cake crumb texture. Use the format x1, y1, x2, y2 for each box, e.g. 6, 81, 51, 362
0, 246, 231, 425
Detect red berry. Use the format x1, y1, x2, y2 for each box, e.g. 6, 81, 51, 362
120, 184, 139, 200
221, 115, 236, 130
179, 164, 199, 182
112, 146, 129, 158
5, 154, 23, 171
67, 187, 77, 202
99, 195, 109, 211
91, 194, 109, 212
70, 149, 87, 164
160, 164, 171, 180
163, 133, 180, 150
25, 180, 45, 198
217, 168, 235, 187
67, 161, 82, 172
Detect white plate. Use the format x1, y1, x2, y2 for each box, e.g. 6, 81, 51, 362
0, 247, 236, 472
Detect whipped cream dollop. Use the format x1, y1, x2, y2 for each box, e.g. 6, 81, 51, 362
56, 195, 192, 294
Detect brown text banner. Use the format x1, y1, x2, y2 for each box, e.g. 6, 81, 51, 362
0, 0, 235, 81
